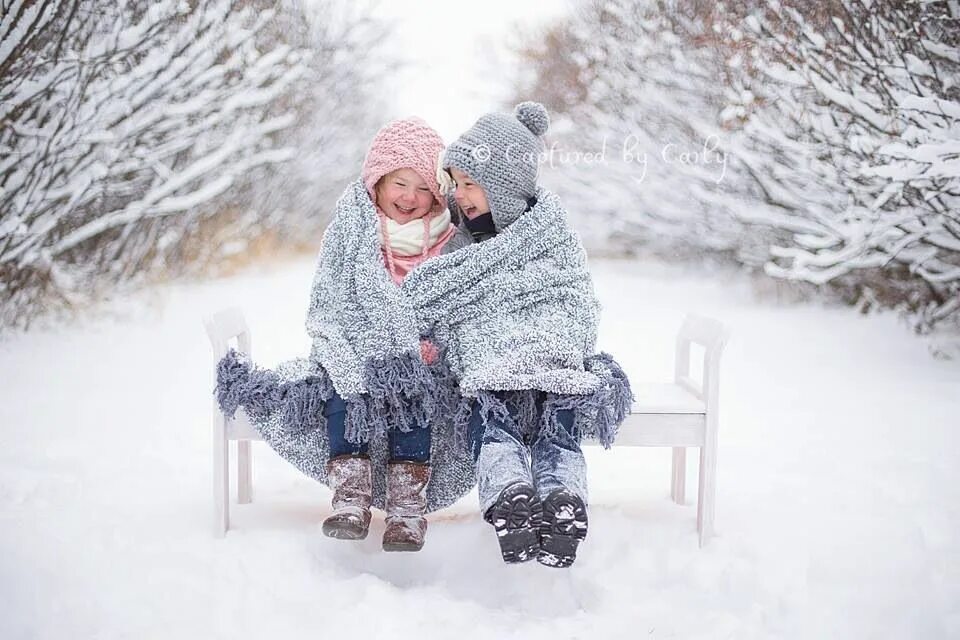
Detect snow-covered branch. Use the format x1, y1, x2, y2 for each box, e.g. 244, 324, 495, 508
748, 0, 960, 332
1, 0, 388, 330
514, 0, 960, 332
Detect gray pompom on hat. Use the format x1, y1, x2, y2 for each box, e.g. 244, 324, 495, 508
443, 101, 550, 230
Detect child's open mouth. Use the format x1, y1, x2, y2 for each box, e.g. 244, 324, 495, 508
396, 205, 416, 214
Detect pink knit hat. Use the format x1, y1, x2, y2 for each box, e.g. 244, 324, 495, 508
361, 117, 446, 212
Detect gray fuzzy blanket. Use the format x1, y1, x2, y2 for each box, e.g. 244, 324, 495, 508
402, 187, 632, 447
214, 180, 631, 512
216, 179, 473, 512
215, 351, 473, 513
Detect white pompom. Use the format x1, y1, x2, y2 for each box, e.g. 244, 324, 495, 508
436, 149, 455, 195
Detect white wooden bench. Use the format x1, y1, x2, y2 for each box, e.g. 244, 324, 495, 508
204, 309, 728, 546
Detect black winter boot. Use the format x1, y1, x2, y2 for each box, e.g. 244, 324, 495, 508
484, 482, 542, 563
537, 489, 588, 568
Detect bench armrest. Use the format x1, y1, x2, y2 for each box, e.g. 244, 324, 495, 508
674, 314, 729, 407
203, 307, 251, 360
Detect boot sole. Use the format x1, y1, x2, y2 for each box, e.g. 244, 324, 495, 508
537, 490, 587, 568
322, 510, 370, 540
322, 523, 369, 540
382, 541, 424, 552
486, 482, 542, 564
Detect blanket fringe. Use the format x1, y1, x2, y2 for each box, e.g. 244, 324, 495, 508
216, 349, 631, 449
344, 394, 373, 444
215, 350, 253, 419
280, 374, 335, 433
359, 352, 430, 435
344, 349, 464, 444
215, 349, 335, 434
571, 351, 634, 448
462, 352, 634, 449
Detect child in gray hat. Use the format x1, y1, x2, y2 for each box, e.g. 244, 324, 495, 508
437, 102, 630, 568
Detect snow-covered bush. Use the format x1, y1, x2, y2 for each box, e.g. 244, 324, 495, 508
229, 0, 390, 251
0, 0, 386, 329
743, 0, 960, 332
513, 0, 960, 331
511, 0, 785, 260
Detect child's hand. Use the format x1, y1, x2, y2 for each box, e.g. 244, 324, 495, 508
419, 338, 439, 365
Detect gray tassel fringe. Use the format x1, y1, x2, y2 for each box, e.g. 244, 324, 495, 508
216, 348, 466, 443
460, 352, 634, 449
215, 349, 335, 434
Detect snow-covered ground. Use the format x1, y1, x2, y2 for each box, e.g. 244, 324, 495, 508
1, 256, 958, 639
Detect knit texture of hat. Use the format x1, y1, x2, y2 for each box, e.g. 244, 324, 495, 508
362, 117, 446, 212
443, 101, 549, 230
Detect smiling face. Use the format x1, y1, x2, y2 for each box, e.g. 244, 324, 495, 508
450, 167, 490, 220
374, 168, 436, 223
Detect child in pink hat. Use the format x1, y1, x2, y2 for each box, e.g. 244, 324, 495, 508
361, 117, 466, 283
320, 117, 466, 552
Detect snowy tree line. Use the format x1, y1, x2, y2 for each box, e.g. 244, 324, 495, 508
514, 0, 960, 333
1, 0, 386, 329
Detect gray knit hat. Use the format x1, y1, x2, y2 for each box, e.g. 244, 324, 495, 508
443, 101, 549, 230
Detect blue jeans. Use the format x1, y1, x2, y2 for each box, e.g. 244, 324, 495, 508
325, 391, 431, 463
468, 392, 587, 515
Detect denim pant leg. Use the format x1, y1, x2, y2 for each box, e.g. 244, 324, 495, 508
468, 398, 533, 516
387, 411, 431, 464
531, 408, 588, 505
325, 391, 368, 459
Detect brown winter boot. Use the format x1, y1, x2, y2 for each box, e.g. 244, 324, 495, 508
382, 461, 430, 552
321, 454, 373, 540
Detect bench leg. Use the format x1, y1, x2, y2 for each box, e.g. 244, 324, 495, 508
671, 447, 686, 505
213, 413, 229, 537
697, 443, 717, 547
237, 440, 253, 504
